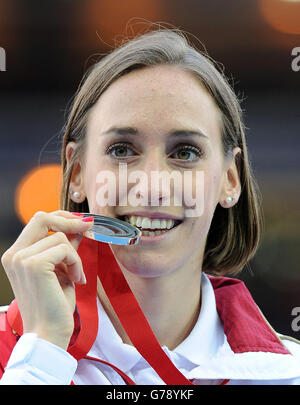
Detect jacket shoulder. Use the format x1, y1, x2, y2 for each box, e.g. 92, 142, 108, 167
278, 334, 300, 360
0, 306, 19, 378
0, 305, 9, 314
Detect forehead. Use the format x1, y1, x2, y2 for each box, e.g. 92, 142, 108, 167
88, 65, 222, 135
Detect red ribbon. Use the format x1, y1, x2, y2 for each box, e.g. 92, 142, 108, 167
7, 236, 194, 385
70, 237, 193, 385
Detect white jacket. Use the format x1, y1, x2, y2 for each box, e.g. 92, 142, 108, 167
0, 273, 300, 385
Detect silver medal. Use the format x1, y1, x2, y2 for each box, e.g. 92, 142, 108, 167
82, 214, 141, 245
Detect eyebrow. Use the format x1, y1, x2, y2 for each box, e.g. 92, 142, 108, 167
101, 126, 209, 139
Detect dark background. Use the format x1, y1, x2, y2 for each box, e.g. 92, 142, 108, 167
0, 0, 299, 338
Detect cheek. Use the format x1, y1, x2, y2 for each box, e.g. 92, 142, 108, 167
202, 174, 221, 223
204, 157, 223, 198
84, 161, 125, 217
205, 173, 220, 202
82, 158, 114, 215
179, 168, 221, 218
185, 173, 219, 246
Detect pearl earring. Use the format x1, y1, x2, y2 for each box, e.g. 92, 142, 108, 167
71, 191, 80, 199
225, 197, 234, 204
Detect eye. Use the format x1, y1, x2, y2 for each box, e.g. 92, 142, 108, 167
170, 144, 203, 161
106, 142, 136, 159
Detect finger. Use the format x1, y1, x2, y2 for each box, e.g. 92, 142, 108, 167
51, 210, 86, 219
49, 211, 84, 250
67, 232, 83, 251
26, 243, 85, 284
13, 232, 86, 284
52, 211, 85, 250
12, 231, 80, 261
12, 211, 94, 252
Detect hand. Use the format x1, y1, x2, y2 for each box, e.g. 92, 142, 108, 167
1, 210, 94, 350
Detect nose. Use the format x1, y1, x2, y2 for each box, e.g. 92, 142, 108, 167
129, 147, 174, 207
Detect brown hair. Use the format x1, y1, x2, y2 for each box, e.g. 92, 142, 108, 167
60, 26, 263, 276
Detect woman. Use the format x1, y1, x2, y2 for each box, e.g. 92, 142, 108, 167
0, 28, 300, 385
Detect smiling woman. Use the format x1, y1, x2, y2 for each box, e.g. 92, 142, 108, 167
1, 27, 300, 386
61, 28, 262, 277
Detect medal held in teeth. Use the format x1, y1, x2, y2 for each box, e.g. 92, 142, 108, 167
82, 214, 141, 245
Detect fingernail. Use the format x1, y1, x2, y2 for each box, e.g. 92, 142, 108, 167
81, 216, 94, 222
80, 272, 87, 285
71, 212, 84, 217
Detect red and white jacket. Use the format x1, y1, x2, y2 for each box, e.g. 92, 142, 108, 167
0, 237, 300, 385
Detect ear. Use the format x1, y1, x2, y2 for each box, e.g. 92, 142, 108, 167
219, 147, 241, 208
65, 142, 86, 203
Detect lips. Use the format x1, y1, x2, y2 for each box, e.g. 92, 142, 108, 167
118, 211, 184, 220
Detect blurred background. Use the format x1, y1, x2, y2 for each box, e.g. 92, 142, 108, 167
0, 0, 299, 338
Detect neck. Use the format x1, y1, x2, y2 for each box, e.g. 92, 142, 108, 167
97, 259, 202, 350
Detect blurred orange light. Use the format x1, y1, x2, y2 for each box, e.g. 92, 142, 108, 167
259, 0, 300, 35
15, 164, 62, 225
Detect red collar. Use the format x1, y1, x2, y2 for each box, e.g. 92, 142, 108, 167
7, 236, 289, 383
208, 275, 289, 354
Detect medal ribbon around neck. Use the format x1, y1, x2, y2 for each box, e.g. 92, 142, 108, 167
71, 236, 193, 385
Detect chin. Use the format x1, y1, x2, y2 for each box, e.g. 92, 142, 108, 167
110, 244, 187, 279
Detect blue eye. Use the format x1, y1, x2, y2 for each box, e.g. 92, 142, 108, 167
106, 143, 136, 158
171, 145, 203, 161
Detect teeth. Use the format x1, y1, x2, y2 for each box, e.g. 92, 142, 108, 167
166, 219, 173, 229
160, 219, 167, 229
141, 217, 151, 229
124, 215, 177, 230
141, 230, 165, 237
129, 216, 136, 226
150, 219, 161, 229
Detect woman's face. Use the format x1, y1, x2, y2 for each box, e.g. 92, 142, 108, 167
67, 65, 240, 279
